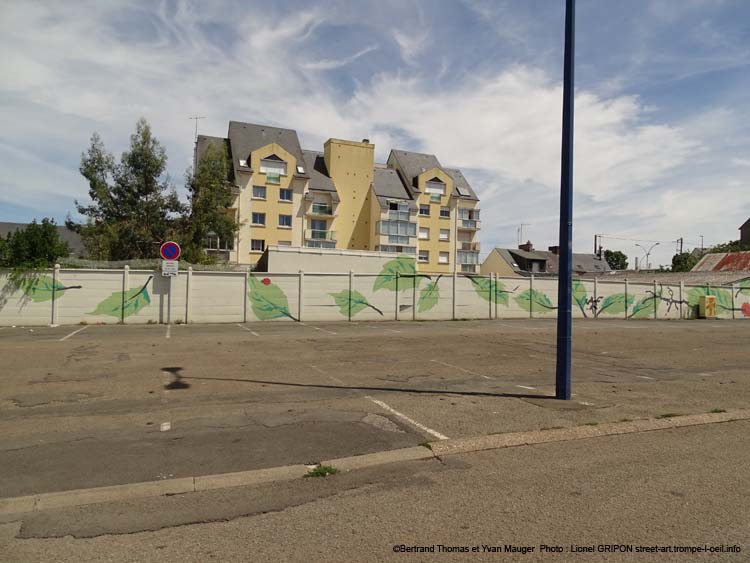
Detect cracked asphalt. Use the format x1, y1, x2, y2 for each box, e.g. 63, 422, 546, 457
1, 318, 749, 501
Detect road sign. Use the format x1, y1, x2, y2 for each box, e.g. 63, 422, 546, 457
161, 260, 179, 277
160, 241, 181, 261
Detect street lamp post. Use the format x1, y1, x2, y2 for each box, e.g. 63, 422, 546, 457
635, 242, 659, 270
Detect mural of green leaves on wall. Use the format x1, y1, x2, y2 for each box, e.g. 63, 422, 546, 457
572, 280, 587, 314
598, 293, 633, 316
569, 280, 632, 317
90, 276, 152, 318
629, 292, 659, 319
418, 276, 441, 312
248, 276, 297, 321
467, 276, 515, 306
20, 275, 72, 302
329, 290, 383, 318
372, 256, 423, 292
686, 286, 733, 313
514, 288, 556, 314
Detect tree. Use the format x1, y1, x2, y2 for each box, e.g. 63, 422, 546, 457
181, 141, 237, 263
72, 118, 182, 260
604, 249, 628, 270
671, 252, 698, 272
0, 219, 70, 268
708, 239, 750, 253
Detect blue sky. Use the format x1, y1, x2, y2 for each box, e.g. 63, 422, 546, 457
1, 0, 749, 266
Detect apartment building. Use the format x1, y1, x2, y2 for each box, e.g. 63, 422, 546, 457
196, 121, 481, 272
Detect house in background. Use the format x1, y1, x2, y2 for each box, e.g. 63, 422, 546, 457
195, 121, 481, 272
692, 250, 750, 273
740, 218, 750, 246
0, 222, 85, 258
480, 241, 610, 277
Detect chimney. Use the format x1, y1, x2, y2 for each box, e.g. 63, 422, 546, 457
362, 138, 370, 143
548, 245, 560, 255
518, 240, 534, 252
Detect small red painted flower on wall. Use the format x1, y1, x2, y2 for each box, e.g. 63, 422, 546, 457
262, 278, 271, 286
741, 303, 750, 317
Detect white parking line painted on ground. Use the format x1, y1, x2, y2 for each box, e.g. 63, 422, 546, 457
165, 324, 171, 339
430, 358, 492, 380
365, 396, 449, 440
636, 375, 654, 380
515, 385, 536, 390
236, 324, 260, 336
300, 323, 337, 335
59, 325, 88, 341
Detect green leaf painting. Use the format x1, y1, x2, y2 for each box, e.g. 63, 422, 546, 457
571, 280, 587, 314
468, 276, 511, 306
514, 289, 555, 313
373, 256, 419, 292
20, 275, 67, 302
629, 293, 658, 319
686, 286, 733, 312
418, 278, 440, 312
329, 290, 383, 317
248, 276, 295, 320
597, 293, 633, 316
90, 285, 151, 318
739, 280, 750, 296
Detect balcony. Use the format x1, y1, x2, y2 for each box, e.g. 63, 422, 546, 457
305, 229, 336, 242
457, 250, 480, 265
307, 203, 335, 217
460, 241, 481, 252
458, 219, 481, 230
461, 264, 478, 273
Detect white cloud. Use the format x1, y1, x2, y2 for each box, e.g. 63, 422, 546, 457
302, 44, 379, 71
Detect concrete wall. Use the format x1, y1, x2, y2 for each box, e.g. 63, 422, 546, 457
2, 267, 748, 326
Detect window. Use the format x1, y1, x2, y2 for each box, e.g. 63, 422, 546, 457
439, 229, 450, 241
389, 202, 399, 211
418, 250, 429, 263
439, 251, 449, 264
205, 233, 233, 251
425, 180, 445, 195
251, 212, 266, 226
311, 219, 327, 231
251, 239, 265, 252
419, 204, 430, 216
378, 220, 416, 237
279, 188, 293, 201
419, 227, 429, 240
278, 241, 292, 246
252, 186, 266, 199
440, 207, 450, 218
278, 214, 292, 228
259, 157, 287, 176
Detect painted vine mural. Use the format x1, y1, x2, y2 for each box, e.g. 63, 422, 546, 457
90, 276, 153, 319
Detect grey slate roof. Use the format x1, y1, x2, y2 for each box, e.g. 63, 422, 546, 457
227, 121, 309, 181
444, 168, 479, 201
0, 222, 85, 257
301, 150, 336, 193
373, 168, 412, 207
489, 247, 610, 276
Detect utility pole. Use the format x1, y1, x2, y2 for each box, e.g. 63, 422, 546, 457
555, 0, 575, 401
518, 223, 530, 246
188, 116, 206, 141
677, 237, 683, 254
699, 235, 704, 254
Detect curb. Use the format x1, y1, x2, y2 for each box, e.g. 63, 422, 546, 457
1, 410, 748, 517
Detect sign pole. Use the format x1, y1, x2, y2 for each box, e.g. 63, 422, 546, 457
555, 0, 575, 401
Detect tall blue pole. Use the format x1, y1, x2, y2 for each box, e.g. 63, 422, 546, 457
556, 0, 575, 400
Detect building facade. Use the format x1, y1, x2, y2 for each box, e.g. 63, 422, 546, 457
196, 122, 481, 272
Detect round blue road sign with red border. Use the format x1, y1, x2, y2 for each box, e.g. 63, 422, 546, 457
160, 241, 181, 261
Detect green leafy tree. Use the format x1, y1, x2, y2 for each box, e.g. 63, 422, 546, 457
72, 118, 182, 260
671, 252, 698, 272
604, 249, 628, 270
0, 219, 70, 268
708, 240, 750, 253
181, 142, 237, 263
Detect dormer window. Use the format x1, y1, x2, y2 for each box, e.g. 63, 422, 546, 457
259, 155, 287, 179
425, 178, 445, 195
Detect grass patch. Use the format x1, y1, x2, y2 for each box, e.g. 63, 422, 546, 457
709, 408, 727, 414
619, 418, 633, 423
656, 413, 682, 419
583, 422, 599, 426
304, 465, 338, 478
78, 320, 88, 326
419, 441, 433, 450
541, 426, 564, 431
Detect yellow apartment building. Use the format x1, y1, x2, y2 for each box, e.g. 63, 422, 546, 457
196, 121, 481, 272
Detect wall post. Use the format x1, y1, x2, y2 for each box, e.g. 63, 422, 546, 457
348, 270, 354, 322
653, 279, 658, 320
122, 265, 130, 324
240, 270, 246, 323
50, 264, 60, 326
679, 281, 684, 319
452, 271, 457, 320
593, 277, 598, 319
529, 274, 534, 319
412, 273, 417, 321
731, 283, 737, 320
186, 267, 193, 323
624, 278, 629, 320
395, 272, 400, 321
494, 273, 499, 319
298, 270, 304, 322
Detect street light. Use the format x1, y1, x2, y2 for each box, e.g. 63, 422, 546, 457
635, 242, 659, 270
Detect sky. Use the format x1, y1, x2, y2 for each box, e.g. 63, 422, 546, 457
1, 0, 749, 267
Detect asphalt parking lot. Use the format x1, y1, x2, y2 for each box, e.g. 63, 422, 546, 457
1, 318, 749, 498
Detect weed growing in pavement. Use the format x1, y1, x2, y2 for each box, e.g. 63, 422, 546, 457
656, 413, 682, 419
304, 465, 338, 478
419, 442, 433, 450
582, 422, 599, 426
709, 408, 726, 413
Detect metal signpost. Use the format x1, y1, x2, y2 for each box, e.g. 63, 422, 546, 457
555, 0, 575, 401
160, 242, 181, 325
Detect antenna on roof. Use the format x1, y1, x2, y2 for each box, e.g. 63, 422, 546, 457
188, 116, 206, 142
